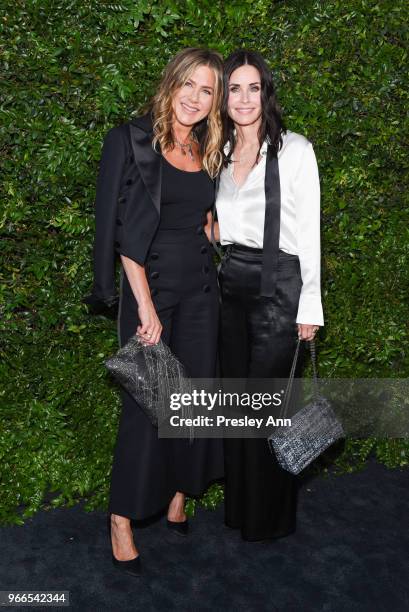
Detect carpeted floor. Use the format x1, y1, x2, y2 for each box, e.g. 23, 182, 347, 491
1, 459, 408, 612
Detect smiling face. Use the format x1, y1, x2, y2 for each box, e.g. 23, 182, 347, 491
227, 64, 262, 127
171, 64, 216, 128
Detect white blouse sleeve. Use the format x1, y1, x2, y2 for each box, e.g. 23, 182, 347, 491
293, 140, 324, 326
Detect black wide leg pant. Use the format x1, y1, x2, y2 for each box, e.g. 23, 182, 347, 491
219, 245, 305, 541
108, 227, 224, 520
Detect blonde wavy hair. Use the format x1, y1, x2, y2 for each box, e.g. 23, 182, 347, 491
149, 48, 224, 179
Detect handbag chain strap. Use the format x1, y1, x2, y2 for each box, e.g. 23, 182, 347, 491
309, 339, 320, 402
279, 339, 320, 419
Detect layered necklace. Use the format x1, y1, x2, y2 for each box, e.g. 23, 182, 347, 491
173, 135, 197, 161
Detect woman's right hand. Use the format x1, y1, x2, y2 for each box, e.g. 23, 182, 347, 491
136, 299, 162, 345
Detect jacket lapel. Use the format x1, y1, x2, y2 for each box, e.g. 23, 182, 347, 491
129, 114, 161, 216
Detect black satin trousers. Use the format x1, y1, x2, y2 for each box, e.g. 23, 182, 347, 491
219, 244, 305, 541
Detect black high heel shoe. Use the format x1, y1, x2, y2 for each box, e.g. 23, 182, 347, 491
166, 517, 189, 537
107, 515, 142, 577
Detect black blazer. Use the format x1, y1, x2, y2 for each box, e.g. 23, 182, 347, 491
83, 113, 279, 316
83, 113, 163, 316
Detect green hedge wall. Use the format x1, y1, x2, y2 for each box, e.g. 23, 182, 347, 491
1, 0, 407, 524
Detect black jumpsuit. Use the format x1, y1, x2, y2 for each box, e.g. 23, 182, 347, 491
108, 155, 224, 520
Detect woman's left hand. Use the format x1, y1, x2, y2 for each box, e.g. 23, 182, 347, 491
297, 324, 320, 341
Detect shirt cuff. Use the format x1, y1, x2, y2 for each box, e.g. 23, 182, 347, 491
296, 294, 324, 326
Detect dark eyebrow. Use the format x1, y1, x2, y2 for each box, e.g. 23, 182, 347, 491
229, 81, 261, 87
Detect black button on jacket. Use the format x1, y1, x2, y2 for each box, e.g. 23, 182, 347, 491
83, 113, 163, 315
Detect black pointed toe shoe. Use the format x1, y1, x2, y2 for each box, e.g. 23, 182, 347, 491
107, 515, 142, 577
166, 518, 189, 537
111, 553, 142, 577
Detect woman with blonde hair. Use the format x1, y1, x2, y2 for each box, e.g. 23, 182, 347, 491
87, 48, 224, 575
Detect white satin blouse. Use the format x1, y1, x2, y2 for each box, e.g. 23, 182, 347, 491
215, 131, 324, 326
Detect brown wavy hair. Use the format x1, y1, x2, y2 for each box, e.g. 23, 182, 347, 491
149, 48, 224, 178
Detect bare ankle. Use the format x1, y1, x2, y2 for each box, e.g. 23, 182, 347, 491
167, 493, 187, 521
111, 514, 130, 528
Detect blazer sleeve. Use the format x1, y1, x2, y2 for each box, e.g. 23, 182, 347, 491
83, 126, 126, 315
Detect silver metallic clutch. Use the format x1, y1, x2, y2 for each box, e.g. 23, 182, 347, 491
268, 339, 344, 475
105, 335, 192, 428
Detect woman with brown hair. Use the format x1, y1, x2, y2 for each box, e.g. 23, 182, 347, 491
215, 50, 324, 542
87, 48, 224, 575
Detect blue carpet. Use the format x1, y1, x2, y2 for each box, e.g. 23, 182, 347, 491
1, 459, 408, 611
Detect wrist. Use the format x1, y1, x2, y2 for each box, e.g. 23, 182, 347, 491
137, 294, 154, 308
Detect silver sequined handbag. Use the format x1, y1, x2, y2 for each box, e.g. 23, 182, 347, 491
104, 335, 192, 428
268, 339, 344, 475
